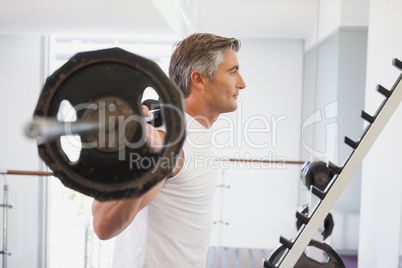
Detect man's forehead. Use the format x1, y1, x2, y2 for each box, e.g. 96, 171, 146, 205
220, 49, 239, 66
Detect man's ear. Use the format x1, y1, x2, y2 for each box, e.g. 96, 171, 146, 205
190, 70, 205, 91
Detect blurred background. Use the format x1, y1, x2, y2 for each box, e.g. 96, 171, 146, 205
0, 0, 401, 267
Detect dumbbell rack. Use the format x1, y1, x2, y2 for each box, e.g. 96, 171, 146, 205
264, 58, 402, 268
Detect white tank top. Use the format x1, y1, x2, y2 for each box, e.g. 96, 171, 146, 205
112, 113, 218, 268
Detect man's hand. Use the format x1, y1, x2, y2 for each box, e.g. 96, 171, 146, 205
142, 105, 163, 150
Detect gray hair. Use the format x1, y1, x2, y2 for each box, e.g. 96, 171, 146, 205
169, 33, 241, 98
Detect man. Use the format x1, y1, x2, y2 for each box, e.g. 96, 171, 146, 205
92, 33, 246, 267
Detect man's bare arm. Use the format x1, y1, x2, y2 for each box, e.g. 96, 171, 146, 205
91, 104, 185, 240
92, 178, 165, 240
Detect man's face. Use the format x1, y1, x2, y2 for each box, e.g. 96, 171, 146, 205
203, 49, 246, 114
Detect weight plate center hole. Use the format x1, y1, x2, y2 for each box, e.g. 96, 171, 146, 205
82, 96, 137, 153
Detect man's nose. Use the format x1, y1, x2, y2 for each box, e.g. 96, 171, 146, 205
238, 74, 246, 90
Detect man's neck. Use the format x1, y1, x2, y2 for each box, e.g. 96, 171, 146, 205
184, 97, 218, 129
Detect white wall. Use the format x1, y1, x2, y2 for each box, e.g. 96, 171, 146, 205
358, 1, 402, 267
301, 29, 368, 253
305, 0, 369, 50
210, 39, 304, 249
0, 35, 45, 268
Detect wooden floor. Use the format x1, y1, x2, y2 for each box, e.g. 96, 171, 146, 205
341, 255, 358, 268
207, 247, 271, 268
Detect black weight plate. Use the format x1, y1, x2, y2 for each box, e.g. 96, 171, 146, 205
266, 240, 345, 268
34, 47, 186, 200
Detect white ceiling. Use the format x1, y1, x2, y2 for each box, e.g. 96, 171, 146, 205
0, 0, 318, 41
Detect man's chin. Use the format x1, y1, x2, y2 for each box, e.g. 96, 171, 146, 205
221, 104, 238, 114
